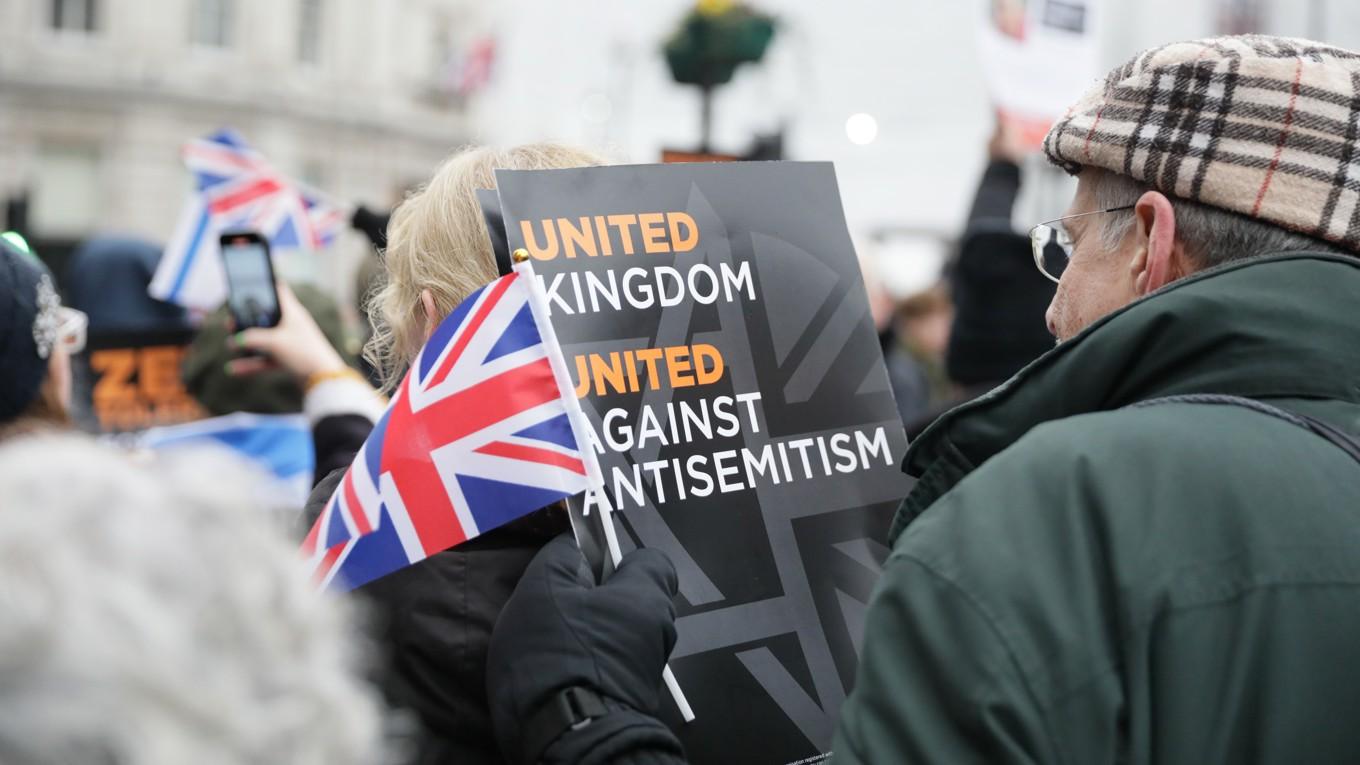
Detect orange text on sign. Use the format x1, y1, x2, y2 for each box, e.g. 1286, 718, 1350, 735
572, 344, 724, 398
521, 212, 699, 261
90, 345, 206, 432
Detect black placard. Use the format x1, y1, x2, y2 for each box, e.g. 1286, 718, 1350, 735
493, 162, 912, 764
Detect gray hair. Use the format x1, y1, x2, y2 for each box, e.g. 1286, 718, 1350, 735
1091, 169, 1349, 268
0, 435, 385, 765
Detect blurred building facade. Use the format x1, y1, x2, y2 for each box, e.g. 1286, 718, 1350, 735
2, 0, 1358, 303
0, 0, 489, 295
475, 0, 1360, 302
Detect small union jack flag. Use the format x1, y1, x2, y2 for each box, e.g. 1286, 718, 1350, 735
149, 129, 346, 311
301, 261, 602, 591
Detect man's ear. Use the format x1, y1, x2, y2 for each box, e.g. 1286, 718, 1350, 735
1131, 190, 1181, 295
421, 289, 439, 342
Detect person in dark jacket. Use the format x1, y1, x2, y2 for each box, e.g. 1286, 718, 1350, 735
241, 143, 608, 764
64, 236, 190, 333
489, 36, 1360, 765
60, 236, 192, 432
944, 118, 1057, 392
841, 35, 1360, 765
904, 117, 1058, 438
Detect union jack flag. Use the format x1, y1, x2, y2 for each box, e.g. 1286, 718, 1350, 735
301, 261, 602, 591
149, 129, 346, 311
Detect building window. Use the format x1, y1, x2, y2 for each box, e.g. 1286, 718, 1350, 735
32, 143, 101, 237
298, 0, 323, 64
50, 0, 97, 32
191, 0, 234, 47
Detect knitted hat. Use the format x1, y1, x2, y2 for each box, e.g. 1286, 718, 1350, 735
0, 239, 58, 423
1044, 35, 1360, 252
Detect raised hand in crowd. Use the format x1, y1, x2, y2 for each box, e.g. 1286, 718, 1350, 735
985, 112, 1030, 166
227, 280, 351, 385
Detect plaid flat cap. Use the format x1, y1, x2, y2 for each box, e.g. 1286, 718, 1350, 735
1045, 35, 1360, 251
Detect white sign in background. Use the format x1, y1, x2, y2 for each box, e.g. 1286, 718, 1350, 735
977, 0, 1105, 148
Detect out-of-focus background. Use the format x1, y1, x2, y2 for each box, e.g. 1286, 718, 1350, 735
4, 0, 1356, 304
4, 0, 1359, 449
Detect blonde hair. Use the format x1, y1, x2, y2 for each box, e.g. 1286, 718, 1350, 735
365, 143, 607, 392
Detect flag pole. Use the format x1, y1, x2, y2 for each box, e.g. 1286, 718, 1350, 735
513, 249, 696, 723
513, 253, 604, 494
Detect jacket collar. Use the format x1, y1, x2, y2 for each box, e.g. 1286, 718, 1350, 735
890, 253, 1360, 544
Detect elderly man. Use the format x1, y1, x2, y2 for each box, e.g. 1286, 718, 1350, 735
486, 35, 1360, 765
833, 35, 1360, 764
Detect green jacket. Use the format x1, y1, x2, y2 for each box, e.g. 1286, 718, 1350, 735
833, 254, 1360, 765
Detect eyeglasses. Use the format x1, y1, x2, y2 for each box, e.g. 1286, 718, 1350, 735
56, 306, 88, 355
1029, 205, 1136, 283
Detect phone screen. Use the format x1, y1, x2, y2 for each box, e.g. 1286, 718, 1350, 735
222, 239, 280, 328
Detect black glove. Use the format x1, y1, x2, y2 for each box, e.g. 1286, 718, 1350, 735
488, 533, 685, 765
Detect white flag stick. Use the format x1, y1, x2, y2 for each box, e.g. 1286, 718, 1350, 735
513, 256, 604, 494
597, 486, 695, 723
514, 249, 695, 723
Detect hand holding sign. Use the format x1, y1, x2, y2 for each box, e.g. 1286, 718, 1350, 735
488, 534, 684, 765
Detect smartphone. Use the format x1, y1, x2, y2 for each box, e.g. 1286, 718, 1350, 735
219, 231, 281, 329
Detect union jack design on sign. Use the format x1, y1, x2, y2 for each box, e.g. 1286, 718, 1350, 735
302, 263, 602, 591
149, 129, 345, 311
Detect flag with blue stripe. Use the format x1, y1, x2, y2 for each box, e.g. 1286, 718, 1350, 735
140, 412, 314, 508
300, 261, 603, 591
148, 129, 346, 311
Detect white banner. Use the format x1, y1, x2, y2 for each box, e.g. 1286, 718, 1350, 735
977, 0, 1104, 149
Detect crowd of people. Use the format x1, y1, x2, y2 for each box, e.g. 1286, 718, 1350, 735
3, 33, 1360, 764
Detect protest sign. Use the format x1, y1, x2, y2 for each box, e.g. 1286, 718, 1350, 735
74, 328, 206, 434
494, 162, 913, 764
978, 0, 1104, 149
